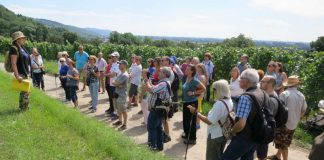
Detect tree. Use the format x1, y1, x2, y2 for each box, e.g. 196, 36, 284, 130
153, 39, 175, 48
63, 32, 78, 45
310, 36, 324, 51
89, 37, 103, 46
223, 34, 255, 48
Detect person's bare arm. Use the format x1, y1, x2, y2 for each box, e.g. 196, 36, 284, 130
231, 118, 247, 134
10, 55, 23, 82
187, 105, 212, 125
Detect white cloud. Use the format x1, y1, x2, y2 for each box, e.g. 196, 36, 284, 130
249, 0, 324, 18
263, 19, 290, 27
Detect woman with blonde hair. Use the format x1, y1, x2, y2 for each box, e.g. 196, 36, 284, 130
196, 63, 208, 129
188, 79, 233, 160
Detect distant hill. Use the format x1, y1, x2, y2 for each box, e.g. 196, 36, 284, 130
143, 36, 310, 50
35, 19, 111, 39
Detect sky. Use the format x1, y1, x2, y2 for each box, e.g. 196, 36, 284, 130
2, 0, 324, 42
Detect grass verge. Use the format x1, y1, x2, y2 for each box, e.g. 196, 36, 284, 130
0, 71, 166, 160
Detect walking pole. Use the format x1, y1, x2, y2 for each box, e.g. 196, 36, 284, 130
184, 111, 195, 160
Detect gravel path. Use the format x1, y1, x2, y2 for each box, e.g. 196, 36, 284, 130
1, 63, 310, 160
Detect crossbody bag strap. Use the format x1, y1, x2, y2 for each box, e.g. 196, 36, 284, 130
218, 99, 229, 127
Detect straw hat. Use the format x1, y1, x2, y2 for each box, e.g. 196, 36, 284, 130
283, 75, 301, 87
12, 31, 27, 42
62, 51, 69, 56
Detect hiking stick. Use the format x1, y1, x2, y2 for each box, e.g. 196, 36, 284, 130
184, 112, 195, 160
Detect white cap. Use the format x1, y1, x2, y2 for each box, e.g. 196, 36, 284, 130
110, 51, 120, 57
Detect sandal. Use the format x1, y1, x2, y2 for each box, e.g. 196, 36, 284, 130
266, 155, 281, 160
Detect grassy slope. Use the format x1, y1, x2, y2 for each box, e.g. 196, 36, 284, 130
0, 71, 166, 160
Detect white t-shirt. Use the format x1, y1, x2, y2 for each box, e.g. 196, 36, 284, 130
280, 88, 307, 130
229, 77, 244, 97
130, 64, 142, 86
207, 98, 233, 139
110, 62, 121, 86
96, 58, 107, 71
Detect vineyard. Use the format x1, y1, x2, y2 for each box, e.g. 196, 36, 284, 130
0, 36, 323, 109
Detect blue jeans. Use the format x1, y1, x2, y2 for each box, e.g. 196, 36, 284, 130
222, 136, 258, 160
147, 110, 163, 150
89, 82, 99, 110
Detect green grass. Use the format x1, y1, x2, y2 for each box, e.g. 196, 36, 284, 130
0, 71, 166, 160
43, 59, 59, 75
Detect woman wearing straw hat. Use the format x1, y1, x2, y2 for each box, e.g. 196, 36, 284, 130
9, 31, 31, 111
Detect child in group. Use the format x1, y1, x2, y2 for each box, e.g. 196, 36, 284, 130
138, 69, 150, 125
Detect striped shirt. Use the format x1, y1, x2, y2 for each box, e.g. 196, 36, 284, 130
148, 78, 171, 110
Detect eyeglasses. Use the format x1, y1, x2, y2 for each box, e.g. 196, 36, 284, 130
60, 61, 64, 62
108, 57, 112, 59
268, 65, 274, 67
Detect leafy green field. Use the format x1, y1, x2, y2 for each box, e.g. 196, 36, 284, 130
0, 71, 166, 160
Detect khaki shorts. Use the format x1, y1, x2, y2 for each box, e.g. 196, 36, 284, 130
274, 127, 295, 149
115, 96, 127, 113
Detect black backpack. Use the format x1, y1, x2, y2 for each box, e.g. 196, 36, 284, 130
244, 92, 276, 144
171, 68, 180, 90
269, 95, 288, 128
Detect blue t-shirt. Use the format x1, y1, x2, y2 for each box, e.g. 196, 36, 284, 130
148, 66, 155, 79
60, 64, 69, 77
182, 78, 199, 102
74, 51, 89, 70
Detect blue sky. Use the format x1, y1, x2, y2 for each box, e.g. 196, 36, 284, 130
2, 0, 324, 42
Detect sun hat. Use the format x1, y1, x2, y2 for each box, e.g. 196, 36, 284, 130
62, 51, 69, 57
170, 56, 177, 65
11, 31, 27, 42
118, 60, 128, 66
110, 51, 120, 57
283, 75, 301, 87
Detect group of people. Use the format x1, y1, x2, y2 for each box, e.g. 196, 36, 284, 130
10, 31, 308, 160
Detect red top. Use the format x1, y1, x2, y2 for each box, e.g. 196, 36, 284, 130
105, 64, 112, 85
153, 68, 160, 85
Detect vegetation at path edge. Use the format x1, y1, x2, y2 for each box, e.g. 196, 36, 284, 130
0, 71, 167, 160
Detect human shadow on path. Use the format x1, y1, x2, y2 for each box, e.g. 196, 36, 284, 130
124, 125, 147, 136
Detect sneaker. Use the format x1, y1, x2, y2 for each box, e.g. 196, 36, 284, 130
91, 109, 96, 113
118, 124, 127, 131
137, 110, 143, 115
113, 121, 122, 126
107, 112, 117, 117
183, 139, 196, 145
88, 107, 93, 110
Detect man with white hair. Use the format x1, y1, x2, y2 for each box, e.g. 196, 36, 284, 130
146, 66, 172, 151
222, 69, 273, 160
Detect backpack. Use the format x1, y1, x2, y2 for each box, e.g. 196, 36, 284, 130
244, 92, 276, 144
269, 95, 288, 128
4, 46, 19, 72
171, 68, 180, 90
218, 99, 236, 140
154, 81, 172, 118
